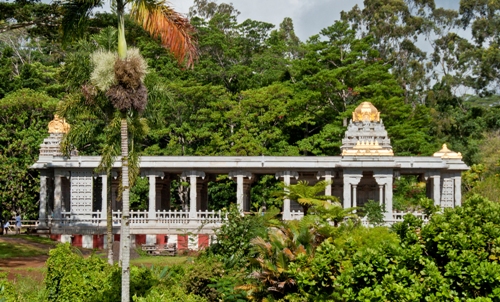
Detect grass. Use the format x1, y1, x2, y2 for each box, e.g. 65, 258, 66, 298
131, 255, 192, 267
0, 241, 47, 258
10, 235, 58, 246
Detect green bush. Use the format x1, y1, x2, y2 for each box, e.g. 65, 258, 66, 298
206, 204, 271, 269
45, 243, 157, 301
248, 195, 500, 301
0, 272, 17, 302
132, 284, 207, 302
360, 199, 385, 225
182, 261, 225, 301
45, 243, 111, 301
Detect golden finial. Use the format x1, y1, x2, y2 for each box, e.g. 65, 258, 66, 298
352, 102, 380, 122
48, 115, 70, 134
433, 144, 462, 159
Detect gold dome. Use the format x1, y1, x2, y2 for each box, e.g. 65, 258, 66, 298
352, 102, 380, 122
48, 115, 70, 134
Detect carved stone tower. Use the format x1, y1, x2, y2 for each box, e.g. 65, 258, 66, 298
341, 102, 394, 156
39, 115, 71, 157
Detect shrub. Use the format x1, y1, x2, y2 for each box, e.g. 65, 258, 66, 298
132, 285, 207, 302
0, 272, 17, 302
45, 243, 157, 301
45, 243, 110, 302
182, 261, 224, 301
206, 204, 271, 269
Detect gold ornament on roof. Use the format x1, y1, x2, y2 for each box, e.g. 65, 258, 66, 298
433, 144, 462, 159
352, 102, 380, 122
48, 115, 70, 134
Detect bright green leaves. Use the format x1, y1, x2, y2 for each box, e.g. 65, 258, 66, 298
0, 89, 58, 219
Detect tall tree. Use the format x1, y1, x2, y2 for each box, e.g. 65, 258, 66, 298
59, 0, 197, 300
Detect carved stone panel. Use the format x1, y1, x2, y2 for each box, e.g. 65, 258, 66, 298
441, 177, 454, 208
70, 171, 93, 213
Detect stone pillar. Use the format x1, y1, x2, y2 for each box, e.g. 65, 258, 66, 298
229, 171, 254, 213
276, 171, 298, 220
343, 171, 362, 209
352, 185, 358, 208
39, 170, 48, 228
148, 175, 156, 220
53, 170, 67, 220
374, 170, 394, 221
181, 171, 206, 218
378, 185, 384, 206
384, 175, 393, 221
343, 174, 351, 210
317, 171, 334, 202
431, 175, 441, 207
144, 171, 165, 221
454, 176, 462, 207
100, 173, 108, 220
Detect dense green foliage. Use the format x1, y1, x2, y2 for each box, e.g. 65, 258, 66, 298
1, 0, 499, 216
45, 243, 156, 301
1, 2, 500, 301
0, 89, 58, 219
1, 195, 500, 301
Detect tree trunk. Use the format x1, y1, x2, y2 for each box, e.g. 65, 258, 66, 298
107, 174, 113, 265
120, 118, 130, 302
116, 1, 130, 300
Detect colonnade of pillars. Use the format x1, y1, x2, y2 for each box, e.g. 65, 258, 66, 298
37, 168, 461, 227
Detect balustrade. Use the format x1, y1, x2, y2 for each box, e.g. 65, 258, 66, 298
54, 210, 227, 228
46, 210, 432, 229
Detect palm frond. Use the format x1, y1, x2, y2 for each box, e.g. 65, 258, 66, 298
130, 0, 198, 67
60, 0, 104, 45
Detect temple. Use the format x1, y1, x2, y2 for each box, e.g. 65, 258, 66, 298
31, 102, 468, 249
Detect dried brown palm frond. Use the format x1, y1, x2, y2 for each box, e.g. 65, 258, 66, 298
106, 83, 148, 112
114, 48, 148, 89
130, 0, 198, 68
131, 84, 148, 112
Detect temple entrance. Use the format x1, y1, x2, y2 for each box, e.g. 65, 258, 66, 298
356, 171, 380, 208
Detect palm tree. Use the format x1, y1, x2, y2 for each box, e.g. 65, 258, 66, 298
60, 1, 197, 301
281, 180, 339, 215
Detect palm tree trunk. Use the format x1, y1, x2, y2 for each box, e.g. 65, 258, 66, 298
120, 118, 130, 302
107, 175, 113, 265
116, 1, 130, 301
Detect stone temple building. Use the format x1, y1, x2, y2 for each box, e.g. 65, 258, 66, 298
31, 102, 468, 250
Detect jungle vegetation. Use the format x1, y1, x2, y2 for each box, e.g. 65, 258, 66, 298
0, 0, 499, 219
1, 0, 500, 300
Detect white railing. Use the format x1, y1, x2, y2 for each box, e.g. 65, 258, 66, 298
289, 210, 304, 220
54, 210, 227, 227
44, 210, 430, 229
360, 211, 430, 227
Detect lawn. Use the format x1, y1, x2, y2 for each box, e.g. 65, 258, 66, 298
131, 255, 192, 267
0, 240, 48, 258
9, 235, 58, 246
